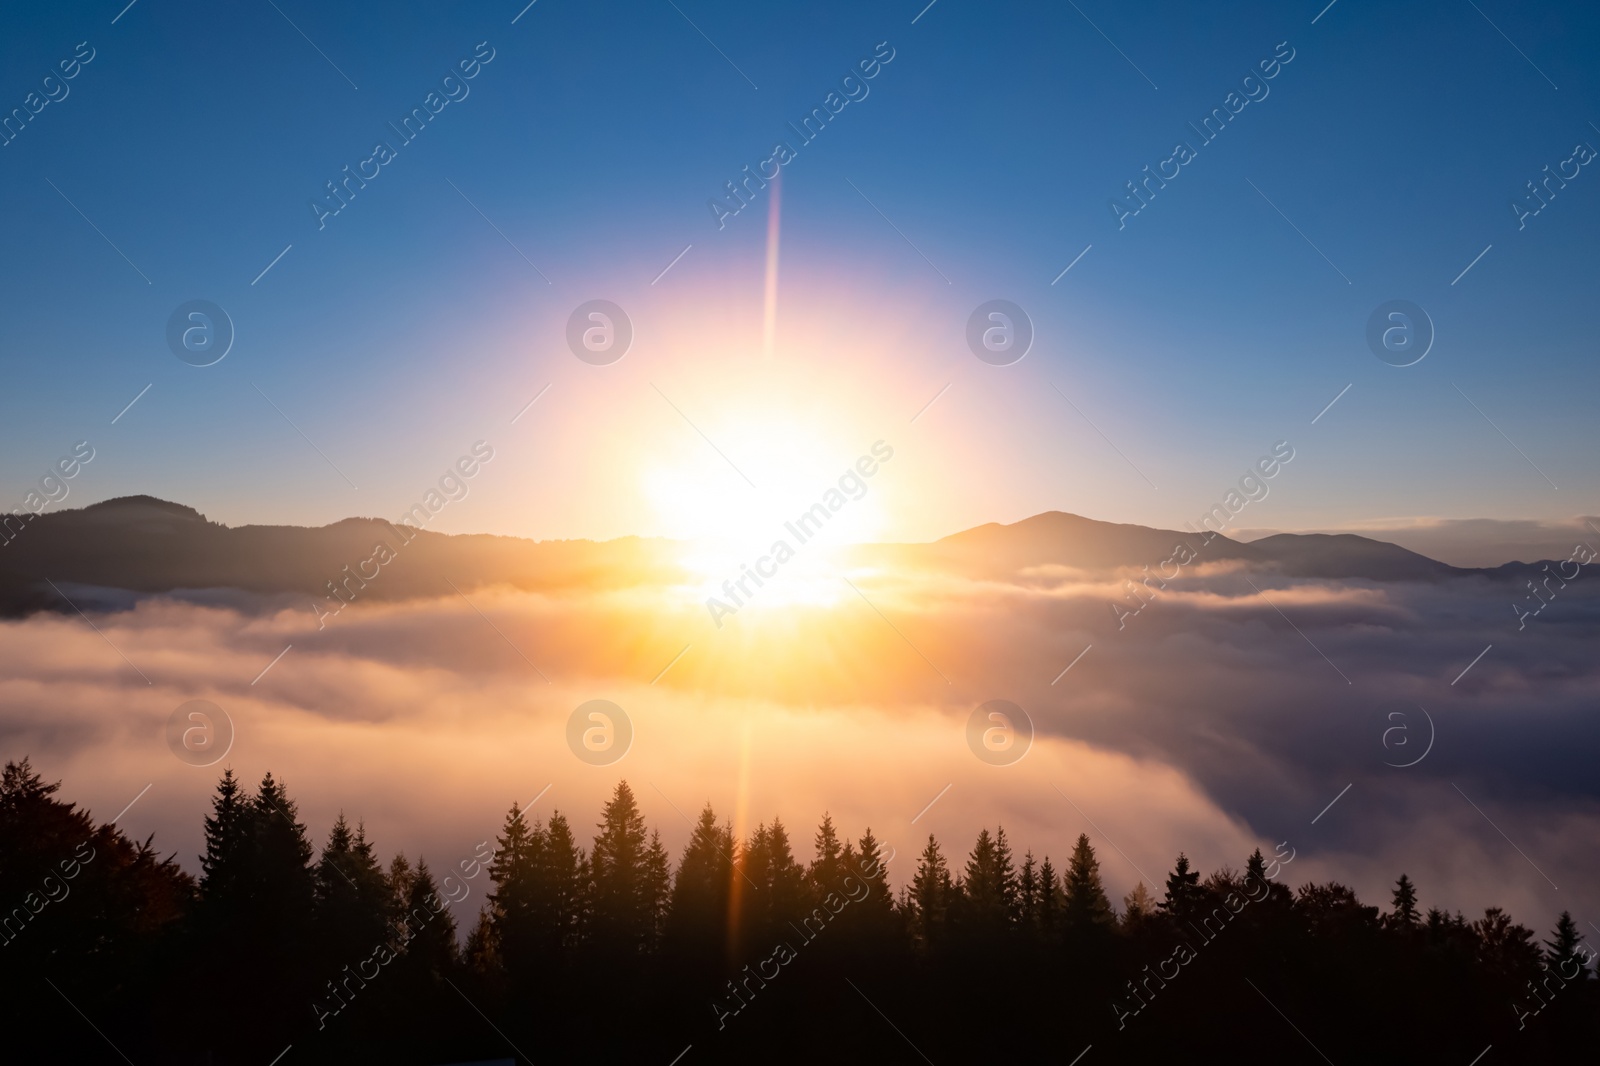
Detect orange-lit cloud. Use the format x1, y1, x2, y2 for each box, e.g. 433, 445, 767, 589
5, 547, 1599, 935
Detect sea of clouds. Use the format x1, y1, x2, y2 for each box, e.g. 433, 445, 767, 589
3, 550, 1596, 935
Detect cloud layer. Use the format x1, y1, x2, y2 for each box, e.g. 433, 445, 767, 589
5, 545, 1596, 936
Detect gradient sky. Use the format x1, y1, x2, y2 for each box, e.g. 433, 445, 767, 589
2, 0, 1598, 545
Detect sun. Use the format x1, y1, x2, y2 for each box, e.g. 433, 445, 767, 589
641, 406, 887, 605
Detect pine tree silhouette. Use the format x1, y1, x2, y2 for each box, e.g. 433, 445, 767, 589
590, 782, 653, 958
954, 826, 1018, 942
198, 767, 255, 911
667, 803, 734, 968
1121, 881, 1154, 931
1019, 851, 1039, 930
531, 810, 584, 961
1545, 911, 1587, 978
487, 802, 538, 981
399, 858, 458, 980
1037, 854, 1064, 943
808, 812, 846, 896
846, 826, 899, 950
1062, 833, 1115, 934
1160, 851, 1203, 924
910, 833, 953, 952
643, 828, 671, 952
1388, 873, 1421, 929
312, 813, 392, 979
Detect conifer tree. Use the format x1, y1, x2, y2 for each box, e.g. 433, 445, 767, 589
851, 827, 897, 931
739, 818, 806, 947
313, 814, 392, 969
488, 802, 538, 976
910, 833, 953, 951
1062, 834, 1115, 934
956, 827, 1018, 936
1018, 852, 1039, 931
1160, 852, 1202, 923
994, 827, 1018, 910
643, 829, 671, 951
767, 819, 808, 922
249, 772, 316, 944
1242, 846, 1293, 914
666, 804, 734, 963
809, 813, 846, 896
1122, 882, 1154, 931
1038, 856, 1064, 941
398, 859, 457, 979
0, 756, 60, 814
532, 810, 584, 957
198, 767, 256, 907
1545, 911, 1588, 979
590, 782, 652, 956
737, 821, 772, 952
202, 771, 315, 1050
388, 852, 415, 918
1389, 873, 1421, 928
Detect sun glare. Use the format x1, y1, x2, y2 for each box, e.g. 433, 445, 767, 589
641, 403, 887, 610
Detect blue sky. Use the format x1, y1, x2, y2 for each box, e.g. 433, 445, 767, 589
2, 0, 1597, 543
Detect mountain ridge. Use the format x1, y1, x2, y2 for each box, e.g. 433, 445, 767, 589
0, 498, 1527, 617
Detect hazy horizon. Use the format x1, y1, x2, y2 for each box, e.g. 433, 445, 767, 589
23, 490, 1600, 570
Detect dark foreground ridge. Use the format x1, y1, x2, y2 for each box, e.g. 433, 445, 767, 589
1, 758, 1593, 1064
0, 496, 1540, 618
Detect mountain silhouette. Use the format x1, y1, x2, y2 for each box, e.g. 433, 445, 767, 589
0, 498, 1519, 617
864, 511, 1472, 582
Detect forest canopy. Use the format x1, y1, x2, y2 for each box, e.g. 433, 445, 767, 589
1, 757, 1592, 1064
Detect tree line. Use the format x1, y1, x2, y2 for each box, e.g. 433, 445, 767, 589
1, 757, 1593, 1064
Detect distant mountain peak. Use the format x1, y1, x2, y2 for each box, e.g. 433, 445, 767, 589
78, 496, 209, 523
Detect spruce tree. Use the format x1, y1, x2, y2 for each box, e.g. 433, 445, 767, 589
741, 818, 806, 948
910, 833, 953, 951
643, 829, 671, 951
1062, 834, 1114, 934
398, 859, 458, 980
590, 782, 652, 956
313, 814, 392, 970
851, 827, 897, 932
1018, 852, 1039, 931
1160, 852, 1202, 923
809, 813, 846, 896
1244, 847, 1269, 887
1545, 911, 1588, 979
488, 803, 539, 977
767, 819, 807, 923
994, 826, 1019, 913
666, 804, 734, 964
1122, 882, 1154, 930
388, 852, 415, 918
956, 827, 1017, 937
1038, 856, 1064, 942
212, 772, 315, 1051
1242, 846, 1293, 914
249, 772, 316, 945
198, 767, 256, 909
1389, 873, 1421, 928
533, 810, 584, 957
